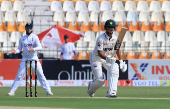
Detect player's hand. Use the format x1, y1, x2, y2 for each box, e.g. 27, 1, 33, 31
29, 46, 34, 52
76, 58, 79, 61
119, 60, 127, 72
11, 49, 17, 54
59, 58, 62, 61
106, 56, 116, 64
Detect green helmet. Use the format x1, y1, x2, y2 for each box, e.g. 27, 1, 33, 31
104, 19, 116, 28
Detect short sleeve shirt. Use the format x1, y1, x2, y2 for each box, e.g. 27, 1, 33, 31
61, 42, 76, 60
93, 32, 118, 57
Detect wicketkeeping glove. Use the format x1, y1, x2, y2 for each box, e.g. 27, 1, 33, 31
119, 60, 127, 72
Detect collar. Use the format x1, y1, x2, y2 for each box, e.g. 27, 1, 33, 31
104, 33, 114, 40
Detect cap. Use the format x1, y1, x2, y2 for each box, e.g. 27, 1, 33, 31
64, 35, 68, 39
25, 23, 33, 27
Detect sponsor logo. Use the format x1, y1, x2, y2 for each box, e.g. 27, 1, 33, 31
103, 48, 113, 51
152, 65, 170, 75
162, 81, 168, 86
98, 42, 100, 46
81, 80, 88, 86
54, 80, 75, 86
54, 80, 59, 86
104, 43, 108, 45
24, 44, 35, 47
130, 63, 149, 80
93, 63, 97, 68
105, 80, 133, 86
133, 80, 160, 86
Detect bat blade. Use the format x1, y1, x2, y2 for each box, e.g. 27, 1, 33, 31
112, 27, 128, 57
114, 27, 128, 50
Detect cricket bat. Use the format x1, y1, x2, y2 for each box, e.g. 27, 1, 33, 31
112, 27, 128, 57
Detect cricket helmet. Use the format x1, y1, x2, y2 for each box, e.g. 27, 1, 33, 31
104, 19, 116, 28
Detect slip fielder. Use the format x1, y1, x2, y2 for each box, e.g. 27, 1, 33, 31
8, 23, 53, 96
87, 19, 127, 98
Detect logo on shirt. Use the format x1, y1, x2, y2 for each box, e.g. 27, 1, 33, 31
103, 48, 113, 51
69, 51, 71, 54
24, 44, 34, 47
93, 63, 97, 68
104, 43, 108, 45
98, 42, 100, 46
110, 22, 112, 25
112, 43, 114, 46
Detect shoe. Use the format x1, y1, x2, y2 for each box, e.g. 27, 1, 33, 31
107, 93, 117, 98
46, 91, 53, 96
87, 81, 95, 97
8, 91, 14, 96
106, 91, 109, 97
109, 95, 117, 98
106, 91, 117, 98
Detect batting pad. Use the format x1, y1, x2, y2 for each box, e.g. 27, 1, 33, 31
87, 79, 105, 95
108, 63, 119, 95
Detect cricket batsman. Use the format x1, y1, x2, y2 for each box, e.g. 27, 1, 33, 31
8, 23, 53, 96
87, 19, 127, 98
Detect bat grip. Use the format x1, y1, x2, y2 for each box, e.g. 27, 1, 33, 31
112, 50, 117, 58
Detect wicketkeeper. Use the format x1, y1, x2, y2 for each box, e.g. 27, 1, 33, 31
87, 19, 127, 98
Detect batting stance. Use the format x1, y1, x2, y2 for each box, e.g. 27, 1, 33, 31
8, 23, 53, 96
87, 20, 127, 98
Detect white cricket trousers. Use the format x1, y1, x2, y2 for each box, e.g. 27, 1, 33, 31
90, 54, 119, 80
10, 60, 51, 93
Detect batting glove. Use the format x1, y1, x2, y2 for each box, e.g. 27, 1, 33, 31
119, 60, 127, 72
106, 56, 116, 64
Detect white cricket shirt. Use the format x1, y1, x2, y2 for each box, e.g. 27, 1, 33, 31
61, 42, 76, 60
16, 33, 42, 60
93, 32, 117, 57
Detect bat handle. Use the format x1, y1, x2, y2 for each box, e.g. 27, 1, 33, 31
112, 50, 117, 58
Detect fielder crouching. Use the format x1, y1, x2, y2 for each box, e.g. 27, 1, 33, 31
87, 19, 127, 98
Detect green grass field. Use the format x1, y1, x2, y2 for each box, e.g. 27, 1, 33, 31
0, 87, 170, 109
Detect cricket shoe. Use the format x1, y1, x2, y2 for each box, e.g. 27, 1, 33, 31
106, 91, 117, 98
87, 81, 95, 97
8, 91, 14, 96
46, 91, 53, 96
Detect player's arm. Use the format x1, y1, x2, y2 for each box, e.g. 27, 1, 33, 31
97, 38, 107, 60
116, 49, 122, 60
72, 43, 78, 61
73, 50, 78, 61
98, 50, 107, 60
33, 36, 42, 51
59, 54, 62, 61
12, 38, 22, 54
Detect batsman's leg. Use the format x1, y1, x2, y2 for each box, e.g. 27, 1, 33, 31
103, 62, 119, 98
87, 61, 105, 97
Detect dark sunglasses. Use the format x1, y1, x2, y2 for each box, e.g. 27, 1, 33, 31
26, 27, 32, 30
